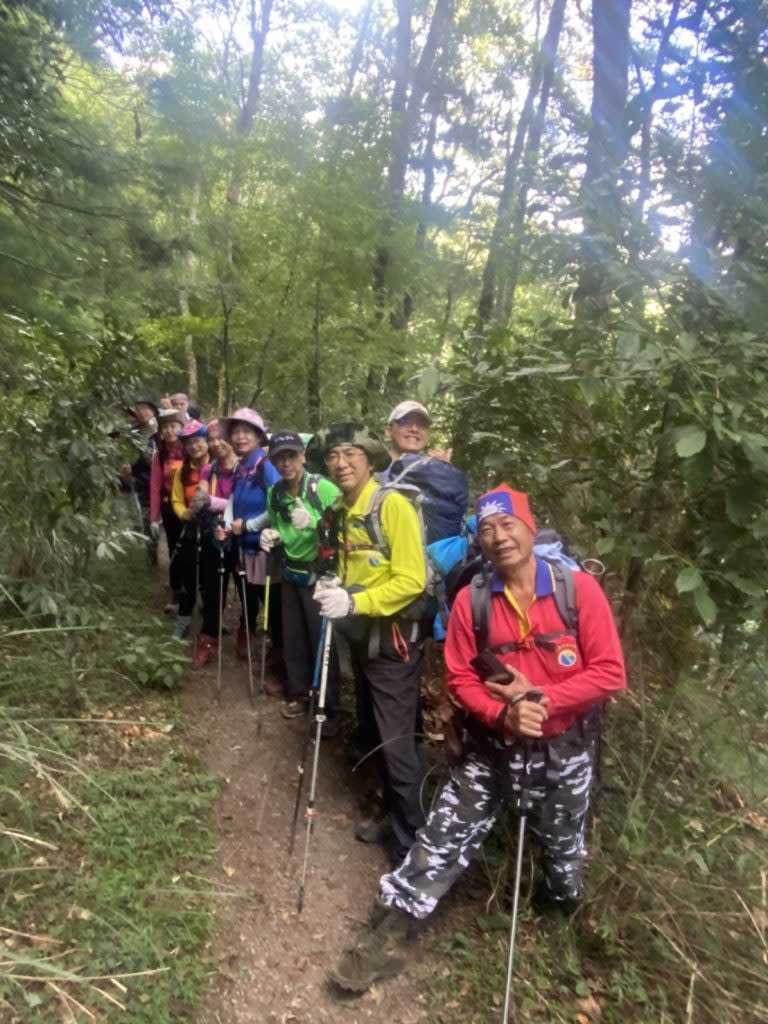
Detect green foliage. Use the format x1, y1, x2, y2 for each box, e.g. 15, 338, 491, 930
0, 548, 218, 1023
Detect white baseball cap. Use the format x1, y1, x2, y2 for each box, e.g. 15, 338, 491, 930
387, 400, 431, 425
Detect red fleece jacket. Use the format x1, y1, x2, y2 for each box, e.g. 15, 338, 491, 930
444, 563, 626, 739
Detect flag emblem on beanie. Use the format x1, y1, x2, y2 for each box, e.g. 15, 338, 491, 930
475, 483, 536, 535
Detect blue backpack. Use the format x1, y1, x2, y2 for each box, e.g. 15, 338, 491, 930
383, 454, 469, 544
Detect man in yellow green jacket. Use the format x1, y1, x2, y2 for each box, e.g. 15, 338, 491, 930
311, 423, 426, 863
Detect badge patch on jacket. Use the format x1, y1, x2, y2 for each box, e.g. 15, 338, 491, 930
556, 647, 578, 668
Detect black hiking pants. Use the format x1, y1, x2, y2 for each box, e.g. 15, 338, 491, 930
161, 503, 184, 599
175, 525, 201, 618
281, 580, 340, 708
348, 618, 425, 860
199, 541, 235, 639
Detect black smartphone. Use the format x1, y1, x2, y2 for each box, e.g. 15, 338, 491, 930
470, 650, 514, 683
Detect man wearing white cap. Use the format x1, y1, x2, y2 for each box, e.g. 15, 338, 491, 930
385, 401, 453, 466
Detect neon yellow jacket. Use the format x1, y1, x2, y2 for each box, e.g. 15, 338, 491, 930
336, 477, 425, 619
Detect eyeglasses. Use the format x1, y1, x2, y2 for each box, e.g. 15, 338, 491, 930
325, 447, 366, 465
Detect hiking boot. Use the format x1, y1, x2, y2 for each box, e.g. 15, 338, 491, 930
193, 635, 218, 668
172, 615, 192, 641
531, 877, 581, 917
355, 811, 393, 845
281, 700, 309, 719
236, 627, 250, 660
327, 899, 413, 993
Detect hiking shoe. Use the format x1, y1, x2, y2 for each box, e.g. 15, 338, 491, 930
327, 899, 412, 993
172, 615, 192, 641
355, 812, 393, 845
193, 635, 218, 668
281, 700, 309, 719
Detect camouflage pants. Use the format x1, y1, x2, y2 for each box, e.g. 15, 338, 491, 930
380, 735, 593, 919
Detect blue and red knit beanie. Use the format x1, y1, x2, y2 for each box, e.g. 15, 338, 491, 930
475, 483, 536, 535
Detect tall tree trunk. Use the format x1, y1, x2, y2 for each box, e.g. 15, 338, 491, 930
476, 0, 563, 325
501, 0, 567, 319
374, 0, 455, 322
635, 0, 681, 219
178, 175, 201, 400
307, 282, 322, 431
575, 0, 632, 313
220, 0, 273, 404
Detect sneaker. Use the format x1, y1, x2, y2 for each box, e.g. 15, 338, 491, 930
281, 700, 309, 719
327, 898, 412, 993
172, 615, 192, 641
354, 811, 393, 845
193, 635, 218, 668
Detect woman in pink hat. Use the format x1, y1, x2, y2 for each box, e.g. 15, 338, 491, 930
217, 409, 284, 687
193, 420, 238, 667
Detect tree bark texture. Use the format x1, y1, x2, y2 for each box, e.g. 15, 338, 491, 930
576, 0, 632, 311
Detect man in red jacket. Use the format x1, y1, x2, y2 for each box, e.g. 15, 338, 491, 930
328, 483, 626, 993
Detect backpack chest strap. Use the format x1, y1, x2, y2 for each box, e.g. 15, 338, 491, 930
489, 629, 577, 655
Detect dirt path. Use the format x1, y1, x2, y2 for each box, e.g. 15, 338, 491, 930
179, 597, 451, 1024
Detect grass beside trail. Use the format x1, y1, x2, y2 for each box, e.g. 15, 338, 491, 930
0, 546, 219, 1023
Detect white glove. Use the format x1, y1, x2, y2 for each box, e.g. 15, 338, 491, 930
290, 496, 312, 530
313, 582, 353, 619
150, 521, 161, 542
313, 575, 341, 594
260, 528, 282, 552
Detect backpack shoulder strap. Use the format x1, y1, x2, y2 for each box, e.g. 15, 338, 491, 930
470, 572, 492, 653
550, 561, 579, 632
269, 477, 287, 514
363, 484, 390, 558
305, 473, 324, 514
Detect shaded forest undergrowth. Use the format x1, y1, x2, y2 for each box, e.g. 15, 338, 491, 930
2, 541, 767, 1023
0, 547, 219, 1024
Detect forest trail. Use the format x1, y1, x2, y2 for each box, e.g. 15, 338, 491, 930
174, 587, 448, 1024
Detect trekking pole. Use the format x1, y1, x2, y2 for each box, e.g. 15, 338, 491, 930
237, 542, 256, 704
215, 542, 225, 702
288, 615, 328, 856
192, 523, 201, 663
501, 694, 542, 1024
296, 617, 333, 913
169, 523, 188, 569
259, 550, 272, 695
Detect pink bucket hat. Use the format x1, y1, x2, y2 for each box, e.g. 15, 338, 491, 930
220, 408, 267, 441
178, 418, 207, 440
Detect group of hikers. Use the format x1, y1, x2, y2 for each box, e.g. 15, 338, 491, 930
116, 392, 626, 996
